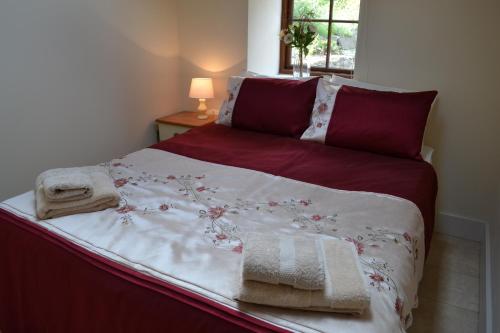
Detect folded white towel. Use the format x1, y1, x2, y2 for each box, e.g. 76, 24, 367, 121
35, 166, 120, 220
236, 238, 370, 314
242, 233, 325, 290
37, 167, 94, 202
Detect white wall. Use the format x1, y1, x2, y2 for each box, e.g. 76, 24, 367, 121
0, 0, 180, 201
177, 0, 248, 112
247, 0, 281, 75
355, 0, 500, 224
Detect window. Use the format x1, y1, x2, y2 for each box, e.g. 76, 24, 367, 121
280, 0, 361, 77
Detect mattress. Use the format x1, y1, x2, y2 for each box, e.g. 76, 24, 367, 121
0, 124, 437, 333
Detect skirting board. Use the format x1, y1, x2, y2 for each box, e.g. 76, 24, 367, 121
435, 212, 486, 242
435, 212, 492, 333
483, 223, 492, 333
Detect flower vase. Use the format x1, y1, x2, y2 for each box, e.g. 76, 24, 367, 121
293, 52, 310, 78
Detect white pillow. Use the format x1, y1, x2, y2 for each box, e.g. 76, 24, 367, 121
239, 70, 320, 80
238, 70, 266, 78
330, 74, 408, 92
300, 78, 341, 142
421, 145, 434, 164
216, 76, 246, 126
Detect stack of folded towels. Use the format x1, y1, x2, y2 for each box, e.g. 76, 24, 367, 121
236, 233, 370, 314
35, 166, 120, 220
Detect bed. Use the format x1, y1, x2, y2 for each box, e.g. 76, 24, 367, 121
0, 122, 437, 333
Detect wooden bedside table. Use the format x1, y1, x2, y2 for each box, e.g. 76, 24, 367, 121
156, 111, 217, 141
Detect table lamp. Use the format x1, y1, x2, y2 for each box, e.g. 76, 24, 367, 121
189, 78, 214, 119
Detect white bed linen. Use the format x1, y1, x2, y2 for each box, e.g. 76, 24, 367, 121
1, 148, 425, 333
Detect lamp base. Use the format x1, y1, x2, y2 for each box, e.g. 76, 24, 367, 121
196, 98, 209, 119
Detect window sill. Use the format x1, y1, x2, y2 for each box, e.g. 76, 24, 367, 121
279, 68, 353, 79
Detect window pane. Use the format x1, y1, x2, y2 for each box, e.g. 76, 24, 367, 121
332, 0, 360, 21
329, 23, 358, 70
292, 22, 328, 68
293, 0, 331, 20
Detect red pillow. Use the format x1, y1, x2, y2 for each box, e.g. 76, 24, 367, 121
325, 85, 437, 160
232, 77, 320, 138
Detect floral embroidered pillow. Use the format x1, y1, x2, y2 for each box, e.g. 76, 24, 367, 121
216, 76, 246, 126
300, 78, 341, 143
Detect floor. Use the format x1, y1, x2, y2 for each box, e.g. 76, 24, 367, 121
408, 233, 481, 333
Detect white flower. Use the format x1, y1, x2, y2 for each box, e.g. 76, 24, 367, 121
308, 24, 317, 33
279, 30, 286, 39
283, 33, 294, 45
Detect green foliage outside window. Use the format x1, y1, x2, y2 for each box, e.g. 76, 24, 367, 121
293, 0, 358, 57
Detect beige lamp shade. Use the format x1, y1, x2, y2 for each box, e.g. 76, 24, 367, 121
189, 78, 214, 99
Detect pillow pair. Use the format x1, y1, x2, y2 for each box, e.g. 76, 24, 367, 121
217, 75, 437, 161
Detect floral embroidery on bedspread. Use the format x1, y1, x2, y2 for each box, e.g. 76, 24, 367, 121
103, 160, 420, 329
105, 161, 341, 249
198, 199, 339, 253
344, 227, 419, 327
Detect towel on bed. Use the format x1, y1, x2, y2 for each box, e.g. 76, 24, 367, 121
35, 166, 120, 219
37, 167, 94, 202
242, 233, 325, 290
236, 238, 370, 314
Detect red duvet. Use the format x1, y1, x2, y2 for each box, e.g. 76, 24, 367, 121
0, 124, 437, 333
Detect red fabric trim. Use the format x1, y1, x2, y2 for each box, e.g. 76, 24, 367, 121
0, 209, 289, 333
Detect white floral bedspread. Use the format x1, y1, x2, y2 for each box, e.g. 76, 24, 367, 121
1, 148, 425, 333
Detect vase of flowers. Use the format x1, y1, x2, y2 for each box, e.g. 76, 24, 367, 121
280, 11, 318, 78
292, 53, 311, 78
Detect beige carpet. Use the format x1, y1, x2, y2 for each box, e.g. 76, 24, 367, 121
409, 233, 480, 333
